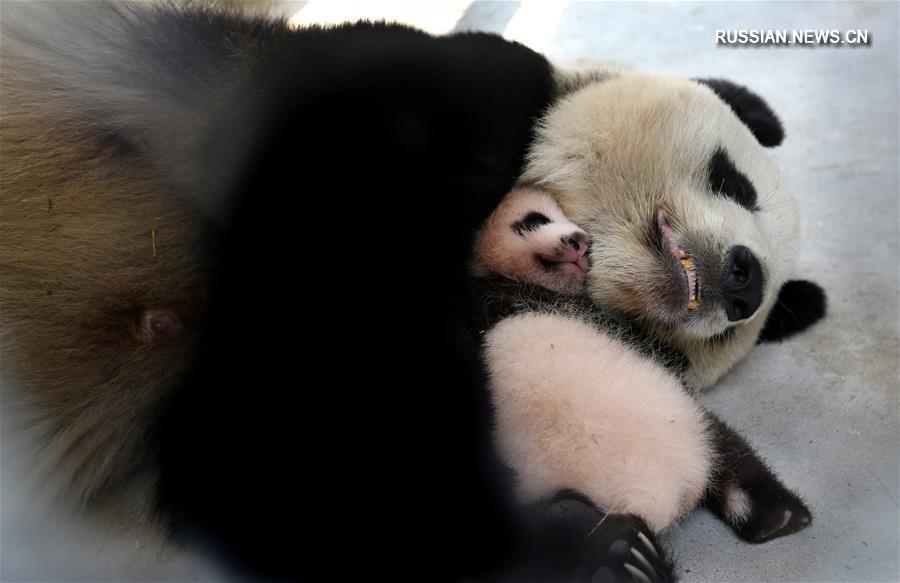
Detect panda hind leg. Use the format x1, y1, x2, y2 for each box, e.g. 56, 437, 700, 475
703, 413, 812, 543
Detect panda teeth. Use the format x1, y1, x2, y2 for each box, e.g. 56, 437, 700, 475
679, 253, 701, 309
657, 209, 701, 310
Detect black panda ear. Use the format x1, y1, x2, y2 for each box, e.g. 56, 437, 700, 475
694, 78, 785, 148
757, 280, 827, 343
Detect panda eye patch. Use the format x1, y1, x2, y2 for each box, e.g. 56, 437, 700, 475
707, 147, 759, 211
513, 212, 551, 236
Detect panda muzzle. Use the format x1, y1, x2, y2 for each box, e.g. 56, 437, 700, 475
657, 209, 701, 310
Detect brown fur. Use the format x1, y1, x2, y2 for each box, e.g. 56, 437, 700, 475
0, 69, 207, 503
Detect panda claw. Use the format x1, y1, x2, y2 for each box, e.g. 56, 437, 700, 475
534, 496, 674, 582
732, 489, 813, 543
636, 531, 660, 559
624, 562, 653, 583
594, 525, 672, 582
755, 506, 812, 542
629, 547, 657, 579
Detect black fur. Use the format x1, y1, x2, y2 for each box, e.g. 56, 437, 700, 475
471, 276, 690, 377
703, 414, 813, 543
141, 14, 654, 582
758, 280, 827, 343
708, 148, 759, 211
502, 491, 675, 583
514, 211, 552, 235
695, 78, 785, 147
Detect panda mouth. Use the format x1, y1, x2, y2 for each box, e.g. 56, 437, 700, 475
657, 209, 701, 310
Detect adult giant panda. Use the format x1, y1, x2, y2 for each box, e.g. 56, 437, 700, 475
0, 3, 824, 581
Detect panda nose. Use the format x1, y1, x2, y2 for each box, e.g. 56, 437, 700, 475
564, 232, 589, 256
722, 246, 763, 321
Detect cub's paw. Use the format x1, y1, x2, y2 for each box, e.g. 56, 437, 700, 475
472, 187, 589, 295
719, 481, 812, 543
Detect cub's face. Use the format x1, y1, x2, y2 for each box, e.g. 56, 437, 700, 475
471, 187, 589, 296
524, 74, 799, 340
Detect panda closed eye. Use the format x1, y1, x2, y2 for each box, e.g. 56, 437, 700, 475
708, 147, 759, 211
472, 187, 589, 295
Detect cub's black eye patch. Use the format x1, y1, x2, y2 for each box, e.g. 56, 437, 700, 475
707, 148, 759, 211
513, 211, 551, 236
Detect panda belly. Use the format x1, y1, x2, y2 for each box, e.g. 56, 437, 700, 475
484, 312, 712, 533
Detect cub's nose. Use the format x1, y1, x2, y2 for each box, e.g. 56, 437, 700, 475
563, 232, 588, 257
722, 245, 763, 321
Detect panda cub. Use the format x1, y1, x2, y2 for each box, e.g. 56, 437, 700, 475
471, 186, 812, 541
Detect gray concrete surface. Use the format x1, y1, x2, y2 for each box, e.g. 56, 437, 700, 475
2, 2, 898, 581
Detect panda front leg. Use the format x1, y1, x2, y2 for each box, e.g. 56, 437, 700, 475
702, 412, 813, 543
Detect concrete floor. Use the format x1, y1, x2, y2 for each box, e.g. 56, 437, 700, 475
2, 2, 898, 581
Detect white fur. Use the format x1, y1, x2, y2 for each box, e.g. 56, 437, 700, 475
723, 483, 753, 524
472, 187, 587, 294
484, 313, 712, 532
523, 72, 801, 389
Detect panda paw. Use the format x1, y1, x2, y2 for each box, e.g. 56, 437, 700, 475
529, 495, 675, 583
720, 481, 812, 543
472, 187, 589, 295
589, 517, 674, 583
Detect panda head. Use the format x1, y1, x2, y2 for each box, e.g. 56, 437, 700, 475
523, 73, 805, 341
